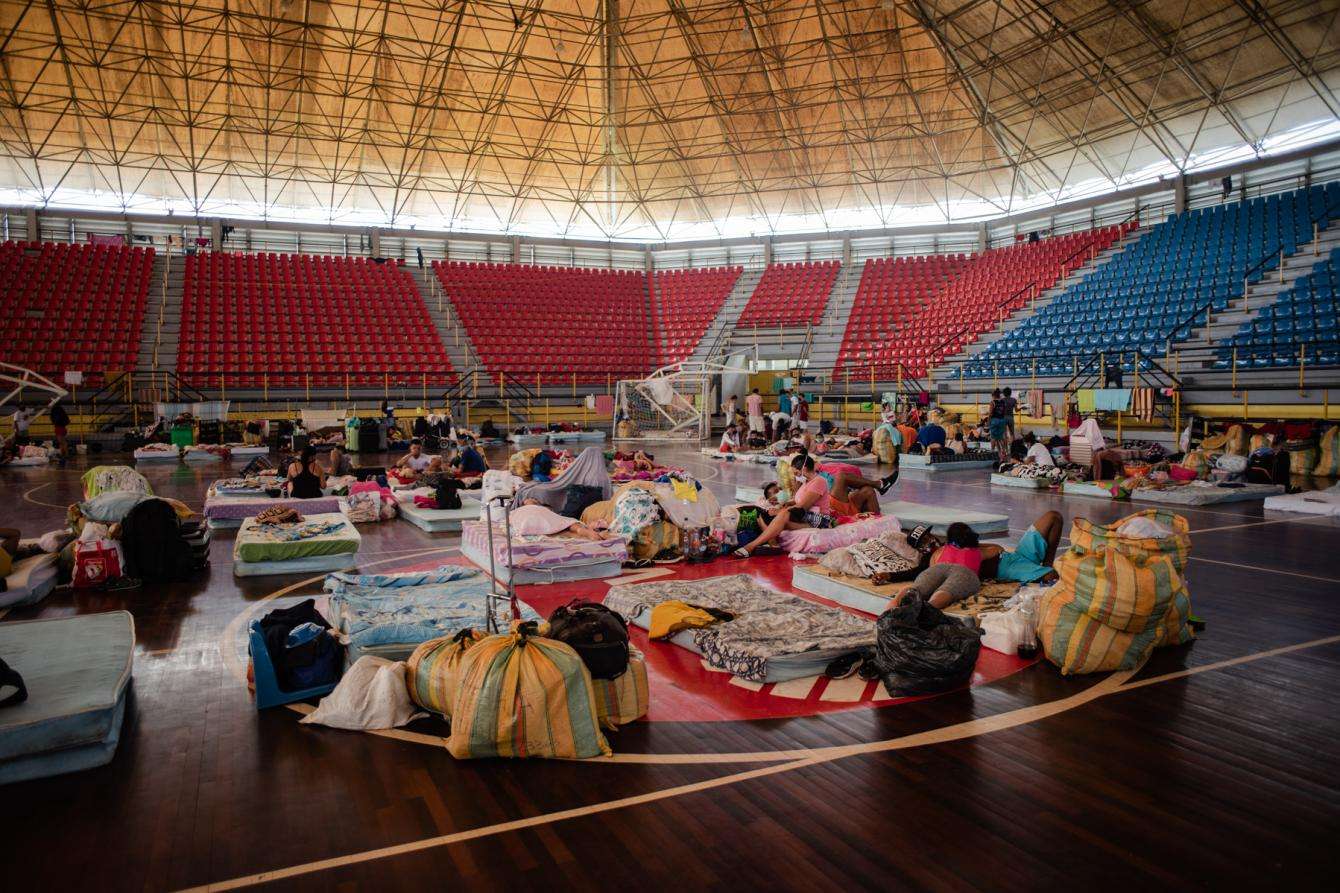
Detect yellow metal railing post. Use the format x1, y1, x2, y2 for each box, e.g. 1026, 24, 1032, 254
306, 373, 311, 403
345, 373, 349, 402
572, 372, 576, 399
1243, 389, 1249, 419
1231, 346, 1237, 392
263, 374, 268, 402
1299, 344, 1306, 396
1173, 389, 1180, 436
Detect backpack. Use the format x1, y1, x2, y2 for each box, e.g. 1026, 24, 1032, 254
547, 600, 631, 680
434, 477, 463, 510
559, 483, 604, 519
119, 498, 196, 583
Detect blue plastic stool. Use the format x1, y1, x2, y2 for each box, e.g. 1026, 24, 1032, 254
248, 619, 339, 710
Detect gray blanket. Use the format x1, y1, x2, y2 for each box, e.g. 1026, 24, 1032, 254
605, 574, 875, 682
512, 446, 612, 511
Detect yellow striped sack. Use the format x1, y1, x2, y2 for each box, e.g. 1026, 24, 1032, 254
1316, 426, 1340, 478
447, 622, 611, 760
591, 651, 649, 731
1039, 512, 1195, 675
405, 628, 484, 718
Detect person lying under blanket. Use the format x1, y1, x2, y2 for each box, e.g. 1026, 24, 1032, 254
891, 511, 1064, 609
731, 453, 895, 558
514, 500, 616, 542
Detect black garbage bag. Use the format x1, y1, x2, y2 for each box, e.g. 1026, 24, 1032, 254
872, 595, 982, 696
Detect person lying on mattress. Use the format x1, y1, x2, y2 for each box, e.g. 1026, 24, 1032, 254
731, 453, 893, 558
893, 511, 1064, 608
515, 500, 614, 542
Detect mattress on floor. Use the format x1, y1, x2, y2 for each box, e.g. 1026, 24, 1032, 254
818, 452, 876, 465
0, 553, 59, 609
225, 445, 269, 456
508, 433, 549, 448
1263, 484, 1340, 516
898, 454, 996, 472
1061, 480, 1124, 499
399, 496, 481, 532
779, 514, 903, 555
877, 500, 1010, 537
700, 449, 779, 465
5, 455, 48, 467
1131, 482, 1284, 505
324, 566, 540, 663
792, 564, 1022, 623
735, 485, 765, 503
234, 553, 357, 578
604, 574, 875, 684
203, 492, 343, 523
0, 611, 133, 785
548, 430, 605, 444
990, 473, 1051, 489
182, 448, 226, 463
233, 513, 361, 564
461, 520, 628, 584
133, 446, 179, 461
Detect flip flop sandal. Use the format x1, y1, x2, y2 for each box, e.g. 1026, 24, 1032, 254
824, 652, 864, 680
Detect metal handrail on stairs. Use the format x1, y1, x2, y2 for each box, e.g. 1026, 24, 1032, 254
151, 246, 173, 370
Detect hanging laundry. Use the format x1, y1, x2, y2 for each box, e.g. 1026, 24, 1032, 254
1026, 389, 1045, 419
1076, 389, 1096, 413
1093, 389, 1132, 411
1132, 388, 1156, 423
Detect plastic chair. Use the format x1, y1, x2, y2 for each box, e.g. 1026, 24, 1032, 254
247, 619, 339, 710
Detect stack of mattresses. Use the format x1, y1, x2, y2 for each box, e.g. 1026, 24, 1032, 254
0, 611, 134, 784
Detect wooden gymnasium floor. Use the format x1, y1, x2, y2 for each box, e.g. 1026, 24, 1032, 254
1, 445, 1339, 891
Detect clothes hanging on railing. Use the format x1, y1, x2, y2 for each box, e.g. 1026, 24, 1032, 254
1132, 388, 1156, 423
1092, 389, 1131, 412
1076, 389, 1096, 413
1026, 389, 1045, 419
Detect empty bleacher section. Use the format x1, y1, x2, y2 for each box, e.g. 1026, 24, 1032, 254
651, 266, 742, 366
1217, 246, 1340, 369
178, 253, 454, 387
0, 241, 154, 384
964, 183, 1340, 378
736, 260, 840, 328
433, 261, 653, 383
834, 226, 1130, 380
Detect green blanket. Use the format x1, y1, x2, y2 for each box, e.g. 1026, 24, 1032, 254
233, 513, 361, 563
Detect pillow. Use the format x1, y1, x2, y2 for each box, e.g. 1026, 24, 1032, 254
79, 491, 149, 523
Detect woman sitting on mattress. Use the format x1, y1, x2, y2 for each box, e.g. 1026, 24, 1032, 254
285, 446, 327, 499
731, 453, 891, 558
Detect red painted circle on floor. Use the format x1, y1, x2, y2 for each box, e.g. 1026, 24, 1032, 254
393, 552, 1037, 723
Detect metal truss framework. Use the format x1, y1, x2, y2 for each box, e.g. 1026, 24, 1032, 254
1, 0, 1338, 240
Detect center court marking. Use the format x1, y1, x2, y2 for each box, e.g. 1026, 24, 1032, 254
179, 631, 1340, 891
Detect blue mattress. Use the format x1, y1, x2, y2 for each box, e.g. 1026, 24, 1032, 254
878, 500, 1010, 537
0, 611, 134, 784
324, 567, 540, 663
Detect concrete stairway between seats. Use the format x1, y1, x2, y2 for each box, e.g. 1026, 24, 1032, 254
135, 249, 185, 374
408, 265, 484, 376
806, 260, 862, 377
688, 266, 763, 365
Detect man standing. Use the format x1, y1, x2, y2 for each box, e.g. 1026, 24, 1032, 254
48, 402, 70, 466
745, 388, 765, 435
778, 388, 793, 416
723, 393, 739, 423
793, 392, 809, 431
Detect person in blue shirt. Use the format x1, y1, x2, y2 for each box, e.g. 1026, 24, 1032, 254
452, 438, 488, 475
778, 388, 793, 416
916, 420, 947, 451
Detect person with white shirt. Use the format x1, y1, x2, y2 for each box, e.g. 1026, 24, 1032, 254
396, 440, 434, 475
745, 388, 765, 434
1022, 432, 1055, 466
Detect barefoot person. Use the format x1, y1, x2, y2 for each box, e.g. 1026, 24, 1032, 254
732, 453, 889, 557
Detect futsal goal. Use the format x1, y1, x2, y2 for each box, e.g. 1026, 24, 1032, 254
613, 356, 752, 442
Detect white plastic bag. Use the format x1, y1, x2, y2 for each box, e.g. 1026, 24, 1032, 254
980, 584, 1046, 654
300, 656, 425, 731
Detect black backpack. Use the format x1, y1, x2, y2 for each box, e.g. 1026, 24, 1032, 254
547, 600, 630, 680
559, 483, 603, 519
119, 498, 196, 583
434, 477, 463, 510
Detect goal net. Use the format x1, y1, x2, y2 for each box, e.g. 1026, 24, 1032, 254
613, 359, 747, 442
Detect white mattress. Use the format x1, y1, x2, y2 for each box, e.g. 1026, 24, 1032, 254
1263, 484, 1340, 516
398, 496, 482, 532
5, 455, 49, 467
735, 485, 764, 503
1061, 481, 1122, 500
0, 554, 59, 609
133, 448, 179, 462
233, 552, 357, 578
791, 564, 891, 616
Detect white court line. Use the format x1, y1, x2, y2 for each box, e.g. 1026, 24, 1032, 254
179, 631, 1340, 891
